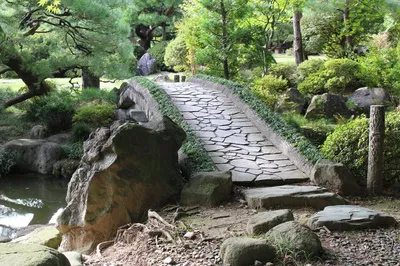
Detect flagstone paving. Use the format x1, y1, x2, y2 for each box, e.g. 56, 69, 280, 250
159, 82, 309, 186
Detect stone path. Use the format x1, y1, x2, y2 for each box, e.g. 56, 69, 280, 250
159, 82, 308, 186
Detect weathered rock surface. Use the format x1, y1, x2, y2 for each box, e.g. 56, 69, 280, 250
53, 159, 80, 179
30, 125, 48, 139
242, 185, 347, 210
12, 226, 61, 249
180, 171, 232, 206
219, 237, 275, 266
276, 88, 307, 114
137, 53, 157, 76
3, 139, 63, 175
152, 74, 172, 83
305, 93, 350, 119
308, 205, 398, 231
349, 87, 391, 114
265, 221, 322, 257
57, 117, 186, 253
0, 243, 71, 266
0, 236, 11, 243
62, 251, 82, 266
311, 159, 363, 196
247, 209, 294, 235
46, 133, 73, 145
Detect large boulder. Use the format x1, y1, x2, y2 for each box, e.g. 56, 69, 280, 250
30, 125, 48, 139
3, 139, 63, 175
57, 117, 186, 253
219, 237, 275, 266
265, 221, 322, 258
275, 88, 307, 114
0, 243, 70, 266
137, 53, 157, 76
53, 159, 80, 179
247, 209, 294, 235
349, 87, 391, 114
308, 205, 397, 231
12, 226, 62, 249
180, 171, 232, 206
311, 159, 363, 196
305, 93, 350, 119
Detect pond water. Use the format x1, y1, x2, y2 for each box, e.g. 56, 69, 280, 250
0, 174, 68, 238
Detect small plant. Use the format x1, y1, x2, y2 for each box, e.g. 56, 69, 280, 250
72, 104, 115, 129
76, 88, 118, 105
164, 36, 188, 70
72, 122, 91, 141
61, 142, 84, 160
251, 75, 288, 109
268, 64, 297, 87
297, 59, 325, 83
0, 148, 16, 177
148, 41, 168, 68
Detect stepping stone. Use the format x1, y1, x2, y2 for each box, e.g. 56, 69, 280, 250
307, 205, 398, 231
204, 145, 225, 152
242, 185, 347, 210
247, 209, 294, 235
247, 134, 264, 142
211, 157, 228, 164
230, 159, 258, 169
215, 130, 234, 138
253, 175, 284, 186
231, 171, 256, 184
225, 136, 249, 145
195, 131, 216, 138
210, 119, 232, 126
176, 105, 202, 112
274, 170, 308, 183
216, 164, 234, 171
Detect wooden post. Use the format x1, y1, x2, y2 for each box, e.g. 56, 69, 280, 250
174, 75, 179, 82
367, 105, 385, 195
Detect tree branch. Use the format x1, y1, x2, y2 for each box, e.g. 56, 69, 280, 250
0, 68, 13, 75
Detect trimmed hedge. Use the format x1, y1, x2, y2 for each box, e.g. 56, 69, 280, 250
194, 74, 325, 164
133, 77, 216, 173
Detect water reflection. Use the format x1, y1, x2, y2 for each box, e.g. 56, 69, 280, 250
0, 174, 68, 237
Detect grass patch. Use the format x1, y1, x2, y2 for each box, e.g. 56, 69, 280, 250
132, 76, 216, 173
193, 74, 325, 163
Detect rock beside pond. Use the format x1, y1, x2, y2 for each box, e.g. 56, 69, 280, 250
137, 53, 157, 76
180, 171, 232, 206
62, 251, 82, 266
30, 125, 48, 139
219, 237, 275, 266
247, 209, 294, 235
53, 159, 80, 179
265, 221, 322, 258
349, 87, 390, 114
0, 243, 71, 266
57, 117, 186, 253
12, 225, 61, 249
308, 205, 397, 231
3, 139, 63, 175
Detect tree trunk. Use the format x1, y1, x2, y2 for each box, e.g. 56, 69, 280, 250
220, 0, 230, 80
343, 1, 353, 49
367, 105, 385, 195
82, 68, 100, 89
161, 24, 167, 41
2, 52, 51, 108
293, 8, 305, 66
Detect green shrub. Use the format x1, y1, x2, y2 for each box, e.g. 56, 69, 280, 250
297, 59, 325, 83
322, 112, 400, 185
62, 142, 84, 160
164, 36, 188, 69
72, 122, 91, 141
251, 75, 288, 109
0, 148, 16, 177
268, 64, 297, 87
148, 41, 168, 66
298, 58, 363, 95
76, 88, 118, 105
73, 104, 115, 129
134, 45, 146, 60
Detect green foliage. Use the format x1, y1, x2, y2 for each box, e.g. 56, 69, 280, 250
251, 75, 288, 109
72, 122, 91, 141
148, 41, 168, 66
164, 36, 188, 70
297, 59, 325, 84
322, 112, 400, 185
132, 76, 216, 172
76, 88, 118, 105
0, 88, 18, 112
298, 58, 363, 95
0, 148, 16, 177
195, 74, 325, 163
61, 142, 84, 160
268, 64, 297, 87
72, 104, 115, 129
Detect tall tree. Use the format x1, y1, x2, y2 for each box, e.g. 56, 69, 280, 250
292, 1, 305, 65
0, 0, 133, 107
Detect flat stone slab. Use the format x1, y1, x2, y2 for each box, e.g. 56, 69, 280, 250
307, 205, 398, 231
243, 185, 347, 210
247, 209, 294, 235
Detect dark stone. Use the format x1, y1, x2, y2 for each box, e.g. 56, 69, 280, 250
349, 87, 391, 115
136, 53, 157, 76
305, 93, 350, 119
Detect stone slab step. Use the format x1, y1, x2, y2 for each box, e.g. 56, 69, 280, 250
242, 185, 347, 210
307, 205, 398, 231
